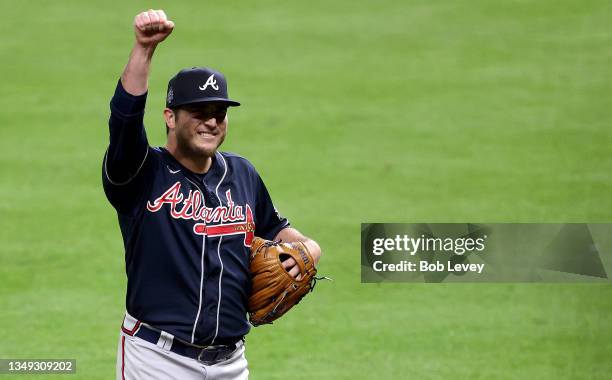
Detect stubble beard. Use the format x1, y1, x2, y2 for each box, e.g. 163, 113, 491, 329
176, 130, 225, 160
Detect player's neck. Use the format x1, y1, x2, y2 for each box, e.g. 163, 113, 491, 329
165, 143, 213, 174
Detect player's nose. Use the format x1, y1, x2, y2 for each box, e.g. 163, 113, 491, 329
203, 116, 217, 128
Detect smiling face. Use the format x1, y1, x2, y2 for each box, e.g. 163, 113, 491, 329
165, 102, 229, 159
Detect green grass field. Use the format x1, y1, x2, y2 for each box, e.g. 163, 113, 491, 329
1, 0, 611, 378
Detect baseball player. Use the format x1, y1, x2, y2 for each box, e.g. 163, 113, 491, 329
103, 9, 322, 380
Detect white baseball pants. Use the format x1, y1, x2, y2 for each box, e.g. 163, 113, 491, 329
116, 316, 248, 380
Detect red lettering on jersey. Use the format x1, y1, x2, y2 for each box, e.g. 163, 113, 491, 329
147, 182, 254, 244
193, 205, 255, 247
146, 182, 183, 212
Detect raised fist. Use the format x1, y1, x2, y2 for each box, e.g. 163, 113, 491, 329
134, 9, 174, 47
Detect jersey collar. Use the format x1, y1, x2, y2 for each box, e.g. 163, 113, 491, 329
159, 147, 224, 182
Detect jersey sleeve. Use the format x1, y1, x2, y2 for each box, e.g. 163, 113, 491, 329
102, 79, 154, 215
254, 172, 290, 240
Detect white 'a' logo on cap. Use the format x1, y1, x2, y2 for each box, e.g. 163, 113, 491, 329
199, 74, 219, 91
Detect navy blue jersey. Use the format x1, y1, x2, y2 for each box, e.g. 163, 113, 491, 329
102, 79, 289, 345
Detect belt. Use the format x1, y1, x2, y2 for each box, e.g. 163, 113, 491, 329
122, 316, 243, 365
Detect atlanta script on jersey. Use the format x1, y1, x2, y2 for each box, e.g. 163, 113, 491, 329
102, 79, 289, 346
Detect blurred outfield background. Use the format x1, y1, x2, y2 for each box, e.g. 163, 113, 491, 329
1, 0, 611, 379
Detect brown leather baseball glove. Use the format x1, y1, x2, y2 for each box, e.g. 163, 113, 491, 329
248, 237, 317, 326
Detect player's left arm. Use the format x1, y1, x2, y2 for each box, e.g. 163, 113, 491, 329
274, 227, 322, 279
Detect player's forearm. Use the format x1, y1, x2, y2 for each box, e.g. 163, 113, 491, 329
120, 10, 174, 96
120, 43, 157, 96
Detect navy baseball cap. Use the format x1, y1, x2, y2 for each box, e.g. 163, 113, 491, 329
166, 67, 241, 108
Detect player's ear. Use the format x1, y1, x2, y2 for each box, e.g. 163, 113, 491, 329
163, 108, 176, 130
